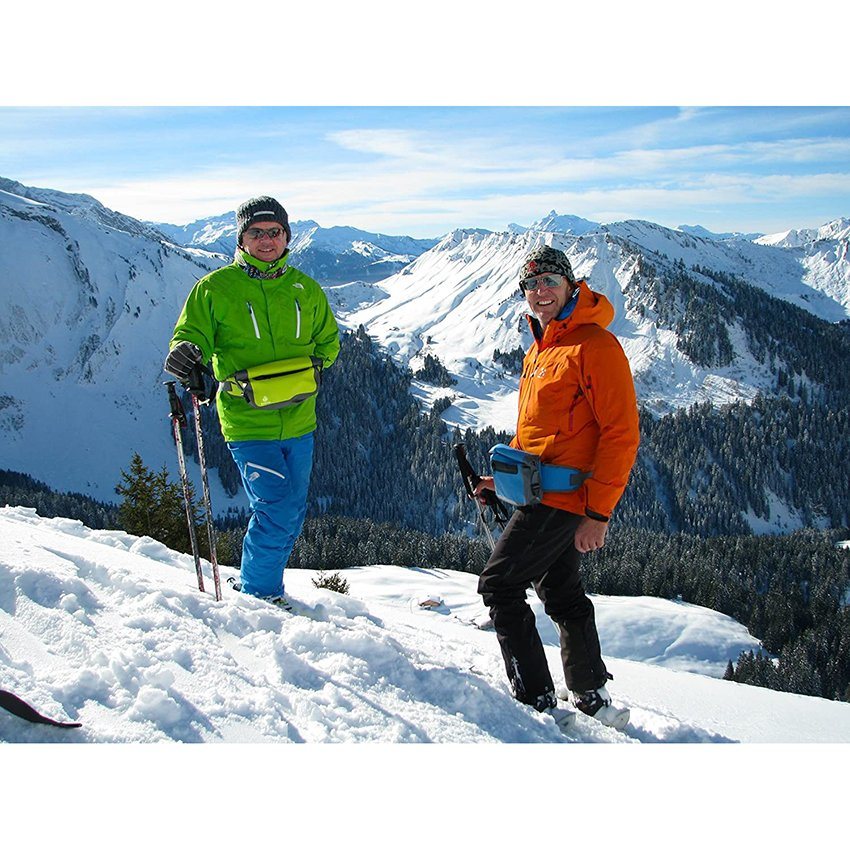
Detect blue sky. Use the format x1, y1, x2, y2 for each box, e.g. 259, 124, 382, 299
2, 106, 848, 237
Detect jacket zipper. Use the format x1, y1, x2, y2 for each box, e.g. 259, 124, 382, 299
568, 387, 583, 431
295, 298, 302, 339
246, 302, 261, 339
517, 348, 538, 425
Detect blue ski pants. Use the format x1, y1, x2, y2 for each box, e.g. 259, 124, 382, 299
227, 433, 314, 599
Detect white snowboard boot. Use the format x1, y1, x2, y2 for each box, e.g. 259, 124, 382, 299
561, 685, 631, 731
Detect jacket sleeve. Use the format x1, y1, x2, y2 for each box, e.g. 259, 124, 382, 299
169, 281, 216, 363
311, 285, 341, 369
580, 333, 640, 518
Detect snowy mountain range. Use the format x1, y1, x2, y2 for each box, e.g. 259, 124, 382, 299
1, 176, 848, 509
4, 504, 848, 744
677, 223, 765, 241
153, 213, 438, 284
346, 216, 850, 429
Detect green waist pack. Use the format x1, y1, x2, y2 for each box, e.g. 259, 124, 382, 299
221, 356, 323, 410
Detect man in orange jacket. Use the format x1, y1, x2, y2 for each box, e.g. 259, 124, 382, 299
475, 245, 639, 731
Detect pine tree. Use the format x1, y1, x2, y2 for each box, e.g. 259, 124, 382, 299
116, 453, 159, 537
152, 465, 202, 555
116, 453, 204, 554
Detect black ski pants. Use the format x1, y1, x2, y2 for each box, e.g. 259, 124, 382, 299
478, 503, 609, 707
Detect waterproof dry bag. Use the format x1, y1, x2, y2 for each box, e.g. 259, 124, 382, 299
221, 356, 323, 410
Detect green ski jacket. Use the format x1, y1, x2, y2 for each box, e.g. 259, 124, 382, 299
169, 250, 340, 442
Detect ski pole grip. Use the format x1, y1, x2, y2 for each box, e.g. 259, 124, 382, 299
165, 381, 188, 427
185, 363, 217, 404
186, 363, 207, 400
453, 443, 481, 497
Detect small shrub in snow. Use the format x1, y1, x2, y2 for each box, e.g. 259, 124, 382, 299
312, 570, 350, 595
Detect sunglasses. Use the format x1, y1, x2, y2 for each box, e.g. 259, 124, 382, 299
520, 273, 567, 291
244, 227, 285, 241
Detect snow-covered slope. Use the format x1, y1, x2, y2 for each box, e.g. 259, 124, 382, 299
755, 217, 850, 313
756, 217, 850, 248
0, 181, 226, 502
153, 211, 235, 257
0, 177, 170, 243
3, 505, 848, 744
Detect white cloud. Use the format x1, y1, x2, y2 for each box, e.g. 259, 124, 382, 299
31, 113, 849, 237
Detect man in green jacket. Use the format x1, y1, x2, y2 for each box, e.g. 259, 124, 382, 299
165, 196, 340, 604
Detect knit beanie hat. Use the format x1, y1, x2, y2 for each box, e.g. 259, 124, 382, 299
236, 196, 291, 244
519, 245, 576, 286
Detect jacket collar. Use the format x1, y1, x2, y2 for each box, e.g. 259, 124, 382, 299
235, 247, 291, 277
527, 280, 614, 345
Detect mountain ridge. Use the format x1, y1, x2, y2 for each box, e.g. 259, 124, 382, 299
345, 218, 850, 429
152, 212, 439, 284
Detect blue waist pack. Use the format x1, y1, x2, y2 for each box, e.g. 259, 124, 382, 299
489, 443, 589, 507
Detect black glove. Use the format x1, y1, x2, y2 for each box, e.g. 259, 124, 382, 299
164, 342, 204, 381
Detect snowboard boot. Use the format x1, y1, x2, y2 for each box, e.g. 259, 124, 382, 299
535, 691, 576, 733
569, 685, 630, 731
545, 705, 577, 733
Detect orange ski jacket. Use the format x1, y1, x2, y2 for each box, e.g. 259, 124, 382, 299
512, 280, 639, 520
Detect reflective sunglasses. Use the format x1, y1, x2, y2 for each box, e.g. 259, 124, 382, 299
520, 273, 567, 291
244, 227, 285, 241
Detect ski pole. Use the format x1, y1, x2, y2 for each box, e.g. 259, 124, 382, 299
186, 365, 222, 601
0, 689, 82, 729
165, 381, 205, 594
453, 443, 510, 549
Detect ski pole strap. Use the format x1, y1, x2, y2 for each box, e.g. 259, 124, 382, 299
489, 443, 589, 507
165, 381, 188, 427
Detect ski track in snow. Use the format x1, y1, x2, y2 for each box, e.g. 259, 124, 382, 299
2, 506, 850, 744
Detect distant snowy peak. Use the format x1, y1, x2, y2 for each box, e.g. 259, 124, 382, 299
290, 222, 437, 256
433, 227, 497, 250
153, 212, 236, 256
756, 217, 850, 248
593, 218, 849, 319
288, 223, 438, 284
508, 210, 600, 236
819, 217, 850, 241
530, 210, 600, 235
151, 213, 439, 284
677, 224, 764, 242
